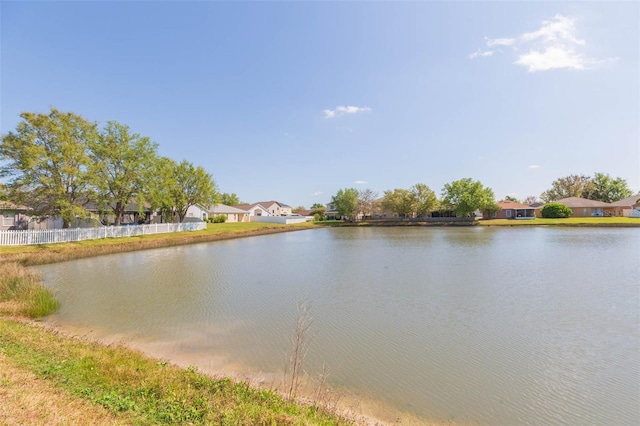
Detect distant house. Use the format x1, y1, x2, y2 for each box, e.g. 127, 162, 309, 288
610, 194, 640, 217
0, 201, 31, 230
185, 204, 209, 222
491, 200, 536, 219
254, 201, 292, 216
237, 203, 272, 217
209, 204, 250, 223
554, 197, 615, 217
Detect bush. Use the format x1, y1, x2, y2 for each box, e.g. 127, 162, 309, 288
541, 202, 573, 218
313, 213, 324, 222
210, 215, 227, 223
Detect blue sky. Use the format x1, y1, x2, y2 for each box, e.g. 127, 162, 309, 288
2, 1, 638, 208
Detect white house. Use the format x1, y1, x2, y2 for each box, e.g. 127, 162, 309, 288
237, 203, 272, 217
185, 204, 209, 222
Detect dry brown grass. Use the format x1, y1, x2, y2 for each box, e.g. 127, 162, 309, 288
0, 353, 125, 426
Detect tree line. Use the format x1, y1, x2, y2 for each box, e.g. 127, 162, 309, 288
330, 178, 499, 220
329, 172, 634, 221
0, 108, 218, 228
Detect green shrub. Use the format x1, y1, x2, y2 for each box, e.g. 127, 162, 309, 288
211, 215, 227, 223
541, 202, 573, 218
313, 213, 324, 222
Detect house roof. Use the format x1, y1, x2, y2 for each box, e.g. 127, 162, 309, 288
0, 201, 31, 211
210, 204, 250, 214
556, 197, 613, 208
610, 194, 640, 207
253, 201, 291, 209
497, 200, 534, 210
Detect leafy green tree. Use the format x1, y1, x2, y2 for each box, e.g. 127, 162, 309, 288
220, 192, 241, 206
0, 108, 98, 228
147, 158, 218, 222
411, 183, 438, 217
311, 203, 325, 209
440, 178, 498, 217
504, 195, 519, 202
357, 188, 378, 218
540, 174, 593, 202
170, 161, 218, 222
88, 121, 158, 225
585, 172, 632, 203
331, 188, 359, 220
541, 202, 573, 218
292, 205, 305, 213
382, 188, 415, 218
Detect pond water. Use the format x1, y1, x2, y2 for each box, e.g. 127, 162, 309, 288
35, 227, 640, 425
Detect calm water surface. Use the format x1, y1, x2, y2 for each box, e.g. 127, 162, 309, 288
35, 227, 640, 425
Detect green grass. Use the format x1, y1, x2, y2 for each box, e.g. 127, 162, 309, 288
0, 263, 59, 318
0, 319, 351, 425
478, 217, 640, 226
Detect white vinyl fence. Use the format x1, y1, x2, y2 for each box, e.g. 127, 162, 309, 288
0, 222, 207, 246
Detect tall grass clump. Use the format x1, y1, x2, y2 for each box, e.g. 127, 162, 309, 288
0, 262, 59, 318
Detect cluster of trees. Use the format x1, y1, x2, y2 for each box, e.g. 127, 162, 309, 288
540, 173, 632, 203
331, 178, 499, 220
0, 108, 218, 228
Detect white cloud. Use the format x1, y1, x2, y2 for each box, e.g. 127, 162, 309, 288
312, 191, 323, 196
471, 15, 614, 72
323, 105, 372, 119
469, 49, 494, 59
486, 37, 516, 47
354, 180, 368, 185
529, 165, 541, 169
521, 15, 584, 46
516, 47, 589, 72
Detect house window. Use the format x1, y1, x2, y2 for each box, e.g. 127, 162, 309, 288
506, 210, 512, 218
584, 208, 588, 216
3, 214, 15, 227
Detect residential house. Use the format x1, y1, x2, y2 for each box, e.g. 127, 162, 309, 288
490, 200, 536, 219
253, 201, 292, 216
0, 201, 31, 230
610, 194, 640, 217
209, 204, 250, 223
237, 203, 272, 217
552, 197, 616, 217
185, 204, 209, 222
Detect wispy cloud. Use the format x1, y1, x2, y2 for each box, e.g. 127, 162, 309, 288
529, 165, 541, 169
323, 105, 372, 119
312, 191, 323, 196
354, 180, 368, 185
471, 15, 616, 72
469, 49, 494, 59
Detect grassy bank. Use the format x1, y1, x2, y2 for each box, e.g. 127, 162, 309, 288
0, 318, 351, 425
478, 217, 640, 226
0, 222, 317, 266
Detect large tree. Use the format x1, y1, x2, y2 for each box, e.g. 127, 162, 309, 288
220, 192, 241, 206
585, 172, 632, 203
440, 178, 498, 217
411, 183, 438, 217
382, 188, 415, 218
357, 188, 378, 219
0, 108, 97, 228
540, 174, 593, 202
88, 121, 158, 225
148, 158, 218, 222
331, 188, 359, 220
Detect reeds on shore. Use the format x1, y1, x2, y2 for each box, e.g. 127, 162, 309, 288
0, 262, 59, 318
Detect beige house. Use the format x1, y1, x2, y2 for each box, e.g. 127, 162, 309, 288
554, 197, 615, 217
610, 194, 640, 217
209, 204, 250, 223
